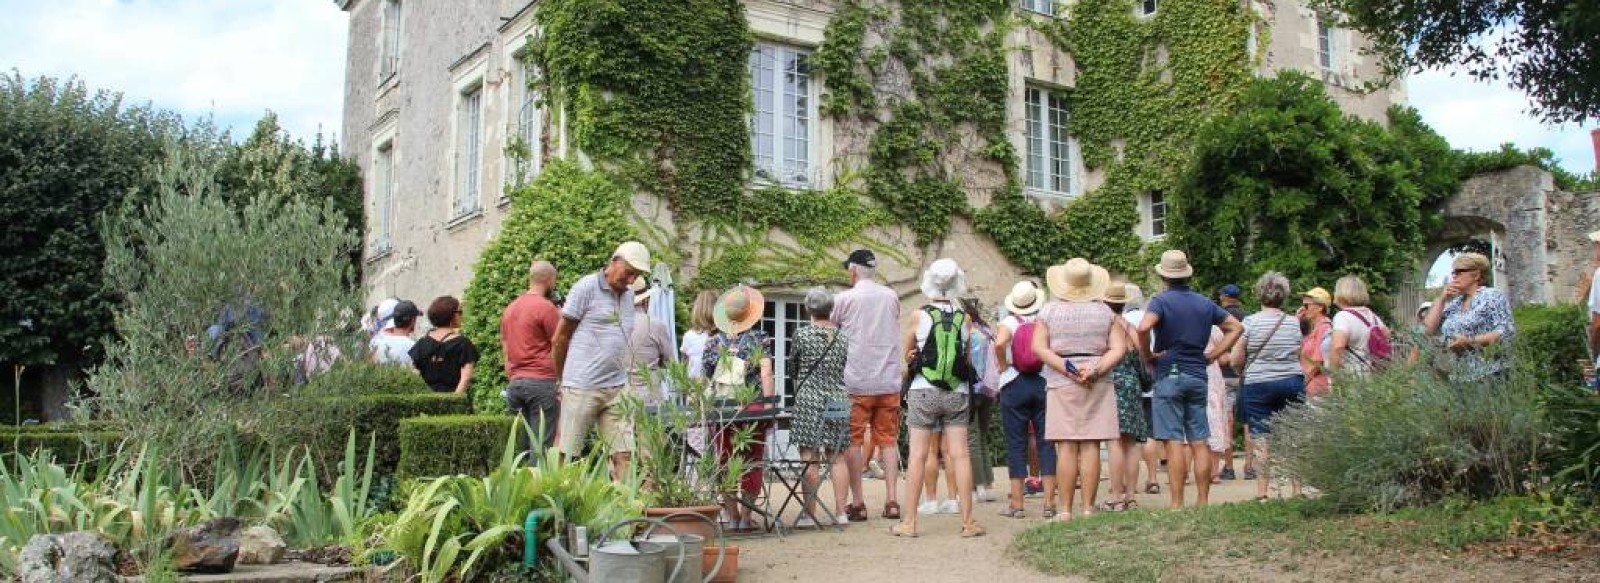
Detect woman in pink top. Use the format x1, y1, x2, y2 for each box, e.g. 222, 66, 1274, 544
1031, 259, 1128, 520
1297, 287, 1333, 398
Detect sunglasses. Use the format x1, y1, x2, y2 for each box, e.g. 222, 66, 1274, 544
1451, 268, 1477, 276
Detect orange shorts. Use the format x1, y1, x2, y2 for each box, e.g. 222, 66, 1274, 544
850, 393, 902, 447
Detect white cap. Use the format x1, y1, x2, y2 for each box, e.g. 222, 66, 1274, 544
614, 241, 651, 272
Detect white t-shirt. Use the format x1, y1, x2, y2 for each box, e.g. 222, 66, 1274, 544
1588, 267, 1600, 316
680, 329, 711, 380
1332, 308, 1382, 372
909, 302, 969, 393
370, 333, 416, 366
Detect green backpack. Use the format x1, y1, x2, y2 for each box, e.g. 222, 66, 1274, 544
917, 305, 976, 391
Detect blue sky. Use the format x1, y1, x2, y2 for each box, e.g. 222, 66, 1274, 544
1, 0, 1594, 176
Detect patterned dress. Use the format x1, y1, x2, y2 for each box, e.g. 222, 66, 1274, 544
1108, 327, 1150, 442
1438, 287, 1517, 382
788, 324, 851, 451
702, 330, 773, 495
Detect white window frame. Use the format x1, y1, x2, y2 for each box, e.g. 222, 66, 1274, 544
1317, 19, 1335, 71
1022, 0, 1055, 16
453, 81, 484, 218
1141, 189, 1167, 240
372, 138, 396, 254
1024, 85, 1076, 199
748, 41, 814, 189
503, 51, 541, 195
756, 298, 809, 410
1138, 0, 1158, 17
379, 0, 402, 80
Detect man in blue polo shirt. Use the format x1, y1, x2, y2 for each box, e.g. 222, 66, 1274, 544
1137, 250, 1243, 508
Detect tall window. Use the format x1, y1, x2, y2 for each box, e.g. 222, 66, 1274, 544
1023, 0, 1055, 16
1317, 20, 1334, 70
454, 84, 483, 217
380, 0, 402, 79
374, 140, 394, 252
749, 42, 812, 188
757, 298, 809, 409
1139, 0, 1158, 16
506, 56, 540, 189
1025, 86, 1073, 198
1146, 190, 1167, 239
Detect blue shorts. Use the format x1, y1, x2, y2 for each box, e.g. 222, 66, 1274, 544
1238, 375, 1305, 436
1150, 373, 1209, 442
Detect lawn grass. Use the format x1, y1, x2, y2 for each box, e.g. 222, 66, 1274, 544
1010, 497, 1535, 582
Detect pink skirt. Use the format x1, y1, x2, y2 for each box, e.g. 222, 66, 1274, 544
1044, 373, 1118, 441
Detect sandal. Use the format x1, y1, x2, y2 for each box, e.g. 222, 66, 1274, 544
998, 506, 1027, 518
959, 522, 987, 538
883, 501, 902, 520
889, 523, 919, 538
1144, 482, 1160, 495
846, 503, 868, 523
1043, 505, 1057, 518
1051, 511, 1073, 522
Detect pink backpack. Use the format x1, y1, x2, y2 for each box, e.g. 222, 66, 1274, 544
1347, 309, 1393, 366
1010, 320, 1044, 375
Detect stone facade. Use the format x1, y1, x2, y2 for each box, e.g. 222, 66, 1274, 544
336, 0, 1403, 313
1253, 1, 1403, 122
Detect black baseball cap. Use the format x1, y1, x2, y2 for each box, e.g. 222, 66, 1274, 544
843, 249, 877, 269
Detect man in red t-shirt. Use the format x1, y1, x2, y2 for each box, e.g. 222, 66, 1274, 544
501, 260, 561, 461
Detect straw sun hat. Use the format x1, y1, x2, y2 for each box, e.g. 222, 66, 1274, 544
1046, 258, 1110, 302
1004, 281, 1046, 315
1153, 249, 1194, 279
713, 285, 764, 335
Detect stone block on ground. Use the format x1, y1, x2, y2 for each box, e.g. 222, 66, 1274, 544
17, 531, 120, 583
167, 516, 243, 573
237, 525, 287, 565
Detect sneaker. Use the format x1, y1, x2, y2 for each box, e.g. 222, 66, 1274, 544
917, 500, 940, 515
976, 487, 998, 502
1243, 468, 1258, 480
1023, 477, 1043, 496
865, 460, 885, 480
939, 499, 960, 514
794, 516, 818, 528
1219, 468, 1237, 481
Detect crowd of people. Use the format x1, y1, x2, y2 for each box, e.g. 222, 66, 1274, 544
349, 237, 1530, 539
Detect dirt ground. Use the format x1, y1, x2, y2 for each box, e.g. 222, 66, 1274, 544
735, 457, 1262, 583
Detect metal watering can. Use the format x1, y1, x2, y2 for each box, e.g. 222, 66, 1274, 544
548, 516, 726, 583
640, 512, 726, 583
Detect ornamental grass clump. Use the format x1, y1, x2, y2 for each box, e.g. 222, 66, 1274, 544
1272, 352, 1544, 512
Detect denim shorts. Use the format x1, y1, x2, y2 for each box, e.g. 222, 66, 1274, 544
1238, 375, 1305, 436
1150, 373, 1209, 442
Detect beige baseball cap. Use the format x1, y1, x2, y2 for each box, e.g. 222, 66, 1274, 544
613, 241, 651, 272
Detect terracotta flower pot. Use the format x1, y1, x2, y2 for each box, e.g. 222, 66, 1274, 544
644, 505, 723, 540
704, 545, 739, 583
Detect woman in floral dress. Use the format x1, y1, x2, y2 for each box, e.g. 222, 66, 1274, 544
788, 287, 851, 526
1101, 282, 1149, 511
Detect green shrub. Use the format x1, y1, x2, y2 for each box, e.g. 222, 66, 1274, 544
269, 393, 472, 479
1512, 303, 1588, 388
0, 430, 120, 470
305, 361, 431, 395
1541, 383, 1600, 500
460, 160, 638, 414
1273, 360, 1545, 512
396, 415, 516, 478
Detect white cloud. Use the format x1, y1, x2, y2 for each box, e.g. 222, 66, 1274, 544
0, 0, 348, 144
1408, 67, 1597, 176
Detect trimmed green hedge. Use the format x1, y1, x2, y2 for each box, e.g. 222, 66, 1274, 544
0, 426, 120, 470
273, 393, 473, 479
1512, 303, 1588, 388
397, 414, 516, 478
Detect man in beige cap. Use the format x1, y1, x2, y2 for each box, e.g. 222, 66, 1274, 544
551, 241, 651, 478
1135, 250, 1243, 508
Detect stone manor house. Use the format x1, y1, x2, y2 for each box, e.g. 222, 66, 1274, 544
335, 0, 1403, 391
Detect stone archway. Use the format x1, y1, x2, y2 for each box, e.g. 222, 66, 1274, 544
1428, 166, 1557, 307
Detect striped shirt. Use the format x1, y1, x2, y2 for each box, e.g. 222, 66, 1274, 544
1239, 310, 1304, 384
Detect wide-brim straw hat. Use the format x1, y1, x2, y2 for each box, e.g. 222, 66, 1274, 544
713, 285, 764, 335
1004, 281, 1046, 316
1153, 249, 1194, 279
1102, 279, 1130, 304
919, 258, 967, 301
1047, 258, 1109, 302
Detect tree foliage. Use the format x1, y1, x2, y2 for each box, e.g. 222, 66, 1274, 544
83, 140, 361, 474
1309, 0, 1600, 124
0, 73, 178, 367
1171, 72, 1459, 296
